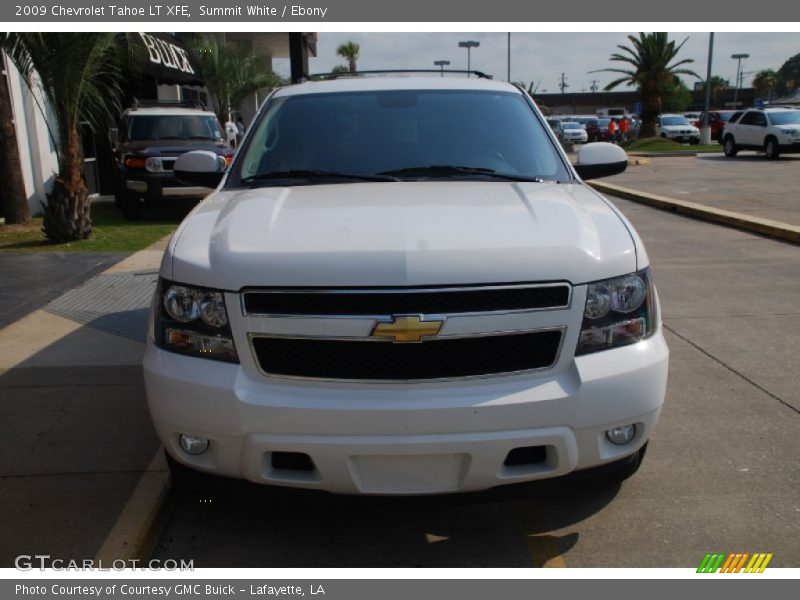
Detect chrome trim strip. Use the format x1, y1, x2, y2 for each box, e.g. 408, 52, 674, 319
240, 282, 572, 318
246, 325, 566, 384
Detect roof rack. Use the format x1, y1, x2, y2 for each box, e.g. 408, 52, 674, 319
305, 69, 494, 81
131, 99, 207, 111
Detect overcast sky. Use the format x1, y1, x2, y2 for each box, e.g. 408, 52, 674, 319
272, 32, 798, 91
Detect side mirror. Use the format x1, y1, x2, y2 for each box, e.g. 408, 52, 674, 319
174, 150, 227, 188
573, 142, 628, 180
108, 128, 119, 149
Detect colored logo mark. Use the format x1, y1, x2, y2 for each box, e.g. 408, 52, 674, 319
697, 552, 773, 573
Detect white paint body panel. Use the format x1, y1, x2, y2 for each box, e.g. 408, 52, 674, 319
168, 181, 637, 289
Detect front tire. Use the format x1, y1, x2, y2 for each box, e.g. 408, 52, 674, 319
764, 137, 780, 160
723, 136, 738, 157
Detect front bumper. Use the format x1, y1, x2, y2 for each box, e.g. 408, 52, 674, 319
144, 332, 669, 495
123, 169, 212, 201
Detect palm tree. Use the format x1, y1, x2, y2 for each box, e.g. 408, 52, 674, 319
1, 33, 124, 242
336, 41, 360, 74
191, 37, 283, 126
592, 33, 700, 138
752, 69, 778, 99
0, 53, 29, 224
696, 75, 728, 107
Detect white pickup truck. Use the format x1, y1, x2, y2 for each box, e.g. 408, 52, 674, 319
144, 75, 669, 495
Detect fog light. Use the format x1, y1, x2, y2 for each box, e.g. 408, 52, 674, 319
605, 424, 636, 445
179, 434, 210, 455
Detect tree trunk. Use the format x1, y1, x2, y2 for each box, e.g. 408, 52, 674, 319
42, 123, 91, 242
639, 80, 661, 138
0, 54, 30, 224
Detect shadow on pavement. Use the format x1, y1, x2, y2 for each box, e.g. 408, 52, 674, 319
0, 324, 159, 567
152, 459, 621, 567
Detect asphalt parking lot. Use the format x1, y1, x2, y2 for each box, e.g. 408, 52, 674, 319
150, 194, 800, 568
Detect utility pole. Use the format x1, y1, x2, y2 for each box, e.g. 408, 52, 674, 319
559, 73, 569, 94
590, 79, 599, 93
701, 33, 714, 145
507, 33, 511, 82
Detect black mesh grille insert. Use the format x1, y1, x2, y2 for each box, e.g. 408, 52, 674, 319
243, 285, 569, 316
251, 330, 563, 380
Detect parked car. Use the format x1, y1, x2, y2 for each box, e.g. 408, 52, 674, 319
656, 114, 700, 144
110, 101, 234, 219
693, 110, 736, 142
586, 117, 613, 142
147, 75, 668, 495
560, 121, 589, 144
721, 107, 800, 159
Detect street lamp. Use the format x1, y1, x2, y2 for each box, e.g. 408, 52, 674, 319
458, 40, 480, 77
701, 33, 715, 145
433, 59, 450, 77
731, 53, 750, 108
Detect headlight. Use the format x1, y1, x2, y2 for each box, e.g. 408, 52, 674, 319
576, 268, 657, 355
155, 279, 238, 362
145, 157, 163, 173
783, 129, 797, 136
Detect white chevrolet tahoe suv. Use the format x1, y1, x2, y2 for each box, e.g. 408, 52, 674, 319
145, 75, 669, 495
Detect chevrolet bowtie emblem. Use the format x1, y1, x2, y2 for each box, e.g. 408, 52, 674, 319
371, 315, 445, 343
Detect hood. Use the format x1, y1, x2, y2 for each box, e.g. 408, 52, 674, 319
121, 140, 229, 156
168, 181, 637, 289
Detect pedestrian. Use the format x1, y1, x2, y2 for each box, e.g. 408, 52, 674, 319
619, 116, 630, 144
224, 118, 238, 148
607, 117, 617, 143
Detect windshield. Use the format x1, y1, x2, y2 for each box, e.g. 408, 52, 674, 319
562, 122, 582, 129
768, 111, 800, 126
127, 115, 224, 141
230, 89, 570, 187
660, 116, 690, 126
717, 111, 735, 121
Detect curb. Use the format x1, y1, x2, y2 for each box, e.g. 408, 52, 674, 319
95, 450, 174, 564
627, 151, 699, 157
589, 181, 800, 245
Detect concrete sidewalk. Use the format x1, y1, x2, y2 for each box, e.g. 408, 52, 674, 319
602, 152, 800, 227
0, 237, 168, 566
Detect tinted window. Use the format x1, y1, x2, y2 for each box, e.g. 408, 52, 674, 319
232, 90, 570, 185
767, 111, 800, 126
660, 116, 690, 126
728, 111, 744, 124
739, 112, 766, 126
717, 111, 735, 122
127, 115, 224, 141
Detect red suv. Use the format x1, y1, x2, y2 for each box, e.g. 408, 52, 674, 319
693, 111, 736, 142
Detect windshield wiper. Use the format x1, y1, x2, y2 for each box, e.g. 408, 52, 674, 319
187, 135, 221, 141
240, 170, 400, 185
378, 165, 544, 182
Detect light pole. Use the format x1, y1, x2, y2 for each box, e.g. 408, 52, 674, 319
458, 40, 480, 77
731, 53, 749, 108
433, 59, 450, 77
701, 33, 715, 145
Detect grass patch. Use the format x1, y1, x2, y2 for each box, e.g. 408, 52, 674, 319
0, 201, 188, 253
624, 137, 723, 153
